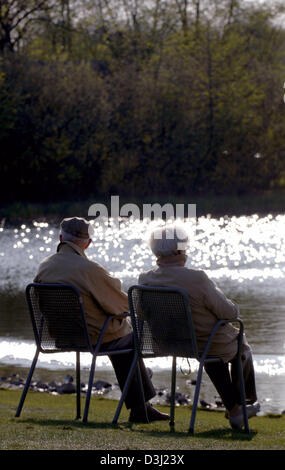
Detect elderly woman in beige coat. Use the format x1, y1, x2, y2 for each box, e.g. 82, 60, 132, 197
139, 225, 260, 429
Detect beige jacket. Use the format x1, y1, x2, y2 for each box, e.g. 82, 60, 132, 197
139, 264, 246, 362
34, 241, 132, 344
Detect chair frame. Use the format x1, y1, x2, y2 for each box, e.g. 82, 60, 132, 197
113, 285, 250, 434
15, 283, 132, 423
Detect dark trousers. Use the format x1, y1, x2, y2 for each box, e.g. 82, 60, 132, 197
204, 346, 258, 411
99, 333, 156, 410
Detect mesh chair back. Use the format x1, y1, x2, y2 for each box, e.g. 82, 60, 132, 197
26, 283, 92, 353
128, 285, 199, 358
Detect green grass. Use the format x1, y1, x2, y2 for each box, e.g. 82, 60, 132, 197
0, 389, 284, 450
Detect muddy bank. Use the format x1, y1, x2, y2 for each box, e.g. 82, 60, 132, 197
0, 370, 223, 412
2, 370, 284, 416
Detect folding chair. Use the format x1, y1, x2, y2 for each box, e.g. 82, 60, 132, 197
15, 283, 133, 423
113, 285, 249, 434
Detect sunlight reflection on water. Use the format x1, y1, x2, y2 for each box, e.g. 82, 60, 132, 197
0, 214, 285, 412
0, 338, 284, 376
1, 214, 285, 289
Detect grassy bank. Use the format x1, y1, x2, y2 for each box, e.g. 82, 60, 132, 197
1, 190, 285, 225
0, 389, 284, 450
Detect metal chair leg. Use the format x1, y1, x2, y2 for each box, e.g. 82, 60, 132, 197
83, 354, 96, 422
237, 354, 250, 433
76, 351, 81, 420
136, 362, 149, 422
15, 349, 39, 417
170, 356, 176, 429
189, 360, 204, 434
112, 353, 139, 424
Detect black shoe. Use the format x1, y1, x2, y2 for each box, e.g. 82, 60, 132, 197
128, 408, 149, 423
129, 404, 170, 423
147, 404, 170, 422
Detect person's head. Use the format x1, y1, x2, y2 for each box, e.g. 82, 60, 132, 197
59, 217, 93, 251
149, 224, 189, 258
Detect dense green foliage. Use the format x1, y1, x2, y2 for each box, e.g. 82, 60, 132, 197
1, 0, 285, 203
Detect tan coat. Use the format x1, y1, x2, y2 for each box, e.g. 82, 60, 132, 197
34, 241, 132, 344
139, 264, 245, 362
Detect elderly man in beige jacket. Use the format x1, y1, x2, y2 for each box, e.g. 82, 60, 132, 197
139, 225, 260, 430
34, 217, 170, 423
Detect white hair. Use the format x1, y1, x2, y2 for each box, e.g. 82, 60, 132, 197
149, 225, 189, 257
60, 229, 90, 245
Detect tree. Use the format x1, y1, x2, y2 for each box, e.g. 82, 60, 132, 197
1, 0, 285, 201
0, 0, 53, 53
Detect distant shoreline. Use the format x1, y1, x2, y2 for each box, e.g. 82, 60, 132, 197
0, 364, 284, 417
1, 189, 285, 226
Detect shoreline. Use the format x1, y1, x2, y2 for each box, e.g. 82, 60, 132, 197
1, 189, 285, 226
1, 370, 283, 418
0, 368, 205, 409
1, 364, 284, 417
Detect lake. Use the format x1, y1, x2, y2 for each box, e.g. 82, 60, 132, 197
0, 213, 285, 414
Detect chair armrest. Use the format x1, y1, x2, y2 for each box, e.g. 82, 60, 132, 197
199, 318, 244, 362
91, 312, 131, 354
221, 318, 244, 356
